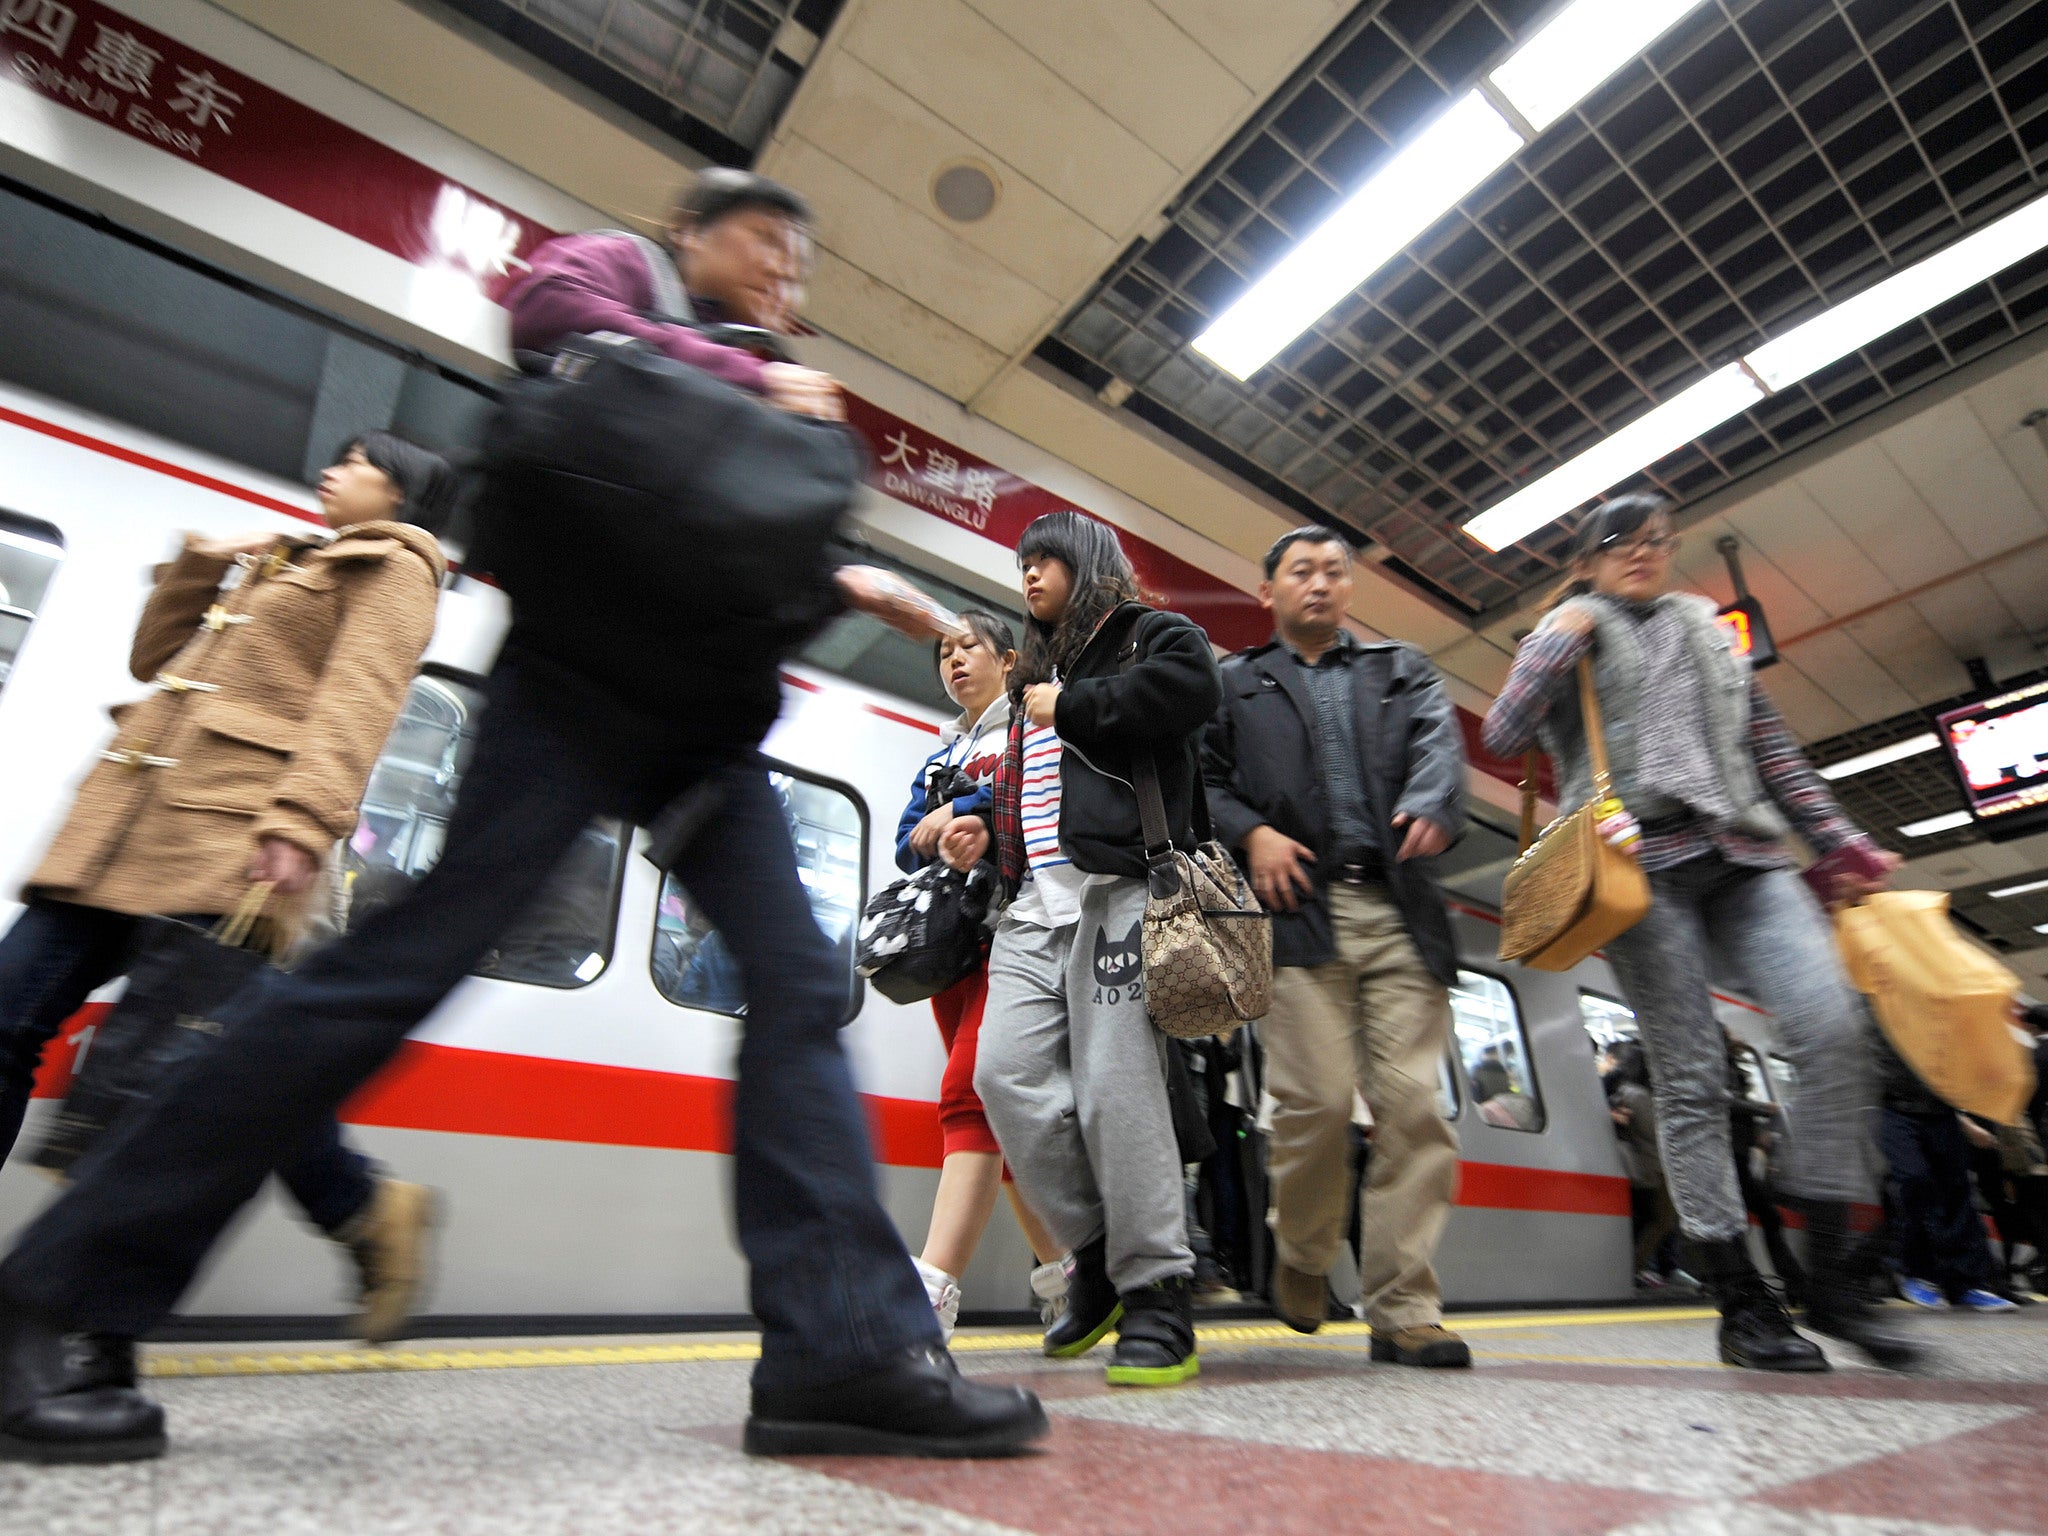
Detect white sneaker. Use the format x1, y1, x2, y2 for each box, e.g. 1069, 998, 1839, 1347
1030, 1259, 1070, 1326
915, 1257, 961, 1342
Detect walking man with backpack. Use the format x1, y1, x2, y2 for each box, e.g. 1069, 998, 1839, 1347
1202, 527, 1472, 1368
0, 169, 1046, 1464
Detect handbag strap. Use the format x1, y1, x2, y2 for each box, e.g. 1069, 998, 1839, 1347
1516, 656, 1614, 854
1117, 648, 1211, 860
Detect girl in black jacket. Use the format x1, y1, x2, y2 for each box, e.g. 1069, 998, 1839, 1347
940, 512, 1221, 1387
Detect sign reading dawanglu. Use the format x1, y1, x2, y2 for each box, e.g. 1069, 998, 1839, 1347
0, 0, 553, 295
841, 394, 1266, 652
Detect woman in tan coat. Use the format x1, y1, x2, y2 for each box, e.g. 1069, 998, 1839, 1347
0, 431, 453, 1344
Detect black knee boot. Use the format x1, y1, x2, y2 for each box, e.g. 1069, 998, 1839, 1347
1683, 1237, 1828, 1372
1798, 1200, 1924, 1371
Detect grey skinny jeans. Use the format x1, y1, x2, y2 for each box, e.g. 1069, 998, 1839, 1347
1602, 854, 1874, 1242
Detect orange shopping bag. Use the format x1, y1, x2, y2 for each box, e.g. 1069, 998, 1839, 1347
1835, 890, 2036, 1125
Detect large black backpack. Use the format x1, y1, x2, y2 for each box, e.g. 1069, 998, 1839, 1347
471, 234, 865, 728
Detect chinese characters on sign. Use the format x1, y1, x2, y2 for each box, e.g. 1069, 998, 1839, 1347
2, 1, 241, 158
868, 420, 1008, 533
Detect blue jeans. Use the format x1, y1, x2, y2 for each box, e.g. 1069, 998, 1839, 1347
0, 655, 938, 1387
1880, 1108, 1997, 1298
1602, 854, 1875, 1242
0, 898, 373, 1235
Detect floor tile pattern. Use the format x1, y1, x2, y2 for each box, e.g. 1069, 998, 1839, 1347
2, 1307, 2044, 1536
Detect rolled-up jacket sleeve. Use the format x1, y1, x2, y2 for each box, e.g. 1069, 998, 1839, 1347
129, 538, 235, 682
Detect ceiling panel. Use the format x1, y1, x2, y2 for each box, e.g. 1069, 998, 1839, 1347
1752, 658, 1861, 740
839, 0, 1178, 234
1788, 626, 1920, 721
1797, 438, 1964, 588
1881, 396, 2048, 558
1152, 0, 1354, 88
787, 53, 1117, 297
1839, 602, 1974, 701
957, 0, 1253, 167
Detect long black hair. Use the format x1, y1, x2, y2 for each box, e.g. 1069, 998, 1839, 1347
1546, 492, 1669, 610
336, 431, 457, 536
1013, 511, 1144, 689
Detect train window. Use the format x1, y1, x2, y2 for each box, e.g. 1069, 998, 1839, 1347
0, 514, 64, 700
332, 673, 627, 988
1451, 970, 1546, 1132
798, 549, 1022, 713
1579, 992, 1638, 1048
652, 769, 866, 1018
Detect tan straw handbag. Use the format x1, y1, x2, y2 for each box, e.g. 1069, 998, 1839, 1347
1498, 658, 1651, 971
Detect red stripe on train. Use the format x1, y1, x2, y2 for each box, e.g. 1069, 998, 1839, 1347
37, 1032, 1622, 1215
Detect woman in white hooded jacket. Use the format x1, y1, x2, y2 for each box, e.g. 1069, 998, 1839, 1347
891, 611, 1064, 1337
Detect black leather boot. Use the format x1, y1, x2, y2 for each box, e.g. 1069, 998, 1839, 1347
744, 1343, 1047, 1457
1799, 1200, 1925, 1371
1684, 1237, 1828, 1372
1105, 1276, 1198, 1387
0, 1295, 165, 1464
1043, 1233, 1120, 1358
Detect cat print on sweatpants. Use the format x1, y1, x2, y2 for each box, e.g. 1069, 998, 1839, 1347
1091, 918, 1143, 1004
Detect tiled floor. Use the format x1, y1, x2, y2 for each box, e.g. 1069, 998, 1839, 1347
4, 1306, 2047, 1535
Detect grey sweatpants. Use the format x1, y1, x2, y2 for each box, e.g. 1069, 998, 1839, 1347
1603, 854, 1875, 1243
975, 876, 1194, 1293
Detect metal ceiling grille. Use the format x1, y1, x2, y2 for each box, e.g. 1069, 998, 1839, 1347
479, 0, 814, 152
1043, 0, 2048, 617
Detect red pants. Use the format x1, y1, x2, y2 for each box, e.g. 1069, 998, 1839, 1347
931, 965, 1002, 1158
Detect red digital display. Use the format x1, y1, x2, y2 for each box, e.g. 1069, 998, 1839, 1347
1716, 596, 1776, 668
1938, 677, 2048, 828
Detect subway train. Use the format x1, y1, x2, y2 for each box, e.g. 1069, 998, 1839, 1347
0, 376, 1793, 1331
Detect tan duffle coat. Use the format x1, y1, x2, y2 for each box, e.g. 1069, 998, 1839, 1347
26, 520, 446, 929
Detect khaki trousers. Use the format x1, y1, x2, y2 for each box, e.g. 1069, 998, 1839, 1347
1263, 882, 1458, 1332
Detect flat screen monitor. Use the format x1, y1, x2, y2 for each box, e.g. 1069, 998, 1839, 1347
1935, 677, 2048, 841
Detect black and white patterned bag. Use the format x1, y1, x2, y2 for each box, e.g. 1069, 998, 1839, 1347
855, 860, 996, 1006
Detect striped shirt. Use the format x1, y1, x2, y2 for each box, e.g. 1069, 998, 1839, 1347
1482, 623, 1870, 875
1018, 723, 1069, 877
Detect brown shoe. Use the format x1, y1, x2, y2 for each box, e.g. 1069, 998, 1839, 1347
1370, 1323, 1471, 1368
1270, 1263, 1327, 1334
340, 1180, 438, 1346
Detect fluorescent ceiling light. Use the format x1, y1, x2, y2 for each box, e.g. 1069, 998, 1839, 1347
1461, 187, 2048, 552
1464, 364, 1762, 551
1748, 194, 2048, 391
1992, 877, 2048, 899
1899, 810, 1973, 837
1489, 0, 1710, 133
1817, 732, 1942, 781
1193, 93, 1522, 380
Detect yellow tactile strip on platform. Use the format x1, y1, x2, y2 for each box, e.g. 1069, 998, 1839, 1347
140, 1309, 1720, 1379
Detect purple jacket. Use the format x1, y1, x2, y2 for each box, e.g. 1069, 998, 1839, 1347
504, 232, 771, 396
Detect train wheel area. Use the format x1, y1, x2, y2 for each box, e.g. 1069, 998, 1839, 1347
3, 1305, 2039, 1535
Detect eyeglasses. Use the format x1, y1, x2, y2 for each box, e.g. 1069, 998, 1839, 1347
1596, 531, 1678, 559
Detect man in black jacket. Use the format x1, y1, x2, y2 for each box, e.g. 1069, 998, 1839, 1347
1203, 527, 1470, 1367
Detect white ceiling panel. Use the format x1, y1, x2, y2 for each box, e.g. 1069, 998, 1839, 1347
1880, 398, 2048, 560
782, 53, 1116, 297
1149, 0, 1351, 88
1797, 439, 1965, 592
775, 137, 1057, 352
799, 247, 1007, 398
1753, 658, 1860, 743
1905, 573, 2025, 665
1721, 482, 1896, 617
1839, 602, 1974, 705
958, 0, 1252, 167
1785, 628, 1920, 723
1434, 633, 1514, 697
838, 0, 1177, 235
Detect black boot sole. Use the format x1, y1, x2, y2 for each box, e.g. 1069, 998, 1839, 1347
1803, 1317, 1923, 1372
1718, 1341, 1830, 1372
741, 1402, 1049, 1458
0, 1429, 166, 1464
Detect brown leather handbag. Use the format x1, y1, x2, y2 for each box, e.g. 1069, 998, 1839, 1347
1497, 658, 1651, 971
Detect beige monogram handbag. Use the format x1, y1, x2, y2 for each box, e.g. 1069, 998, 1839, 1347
1498, 658, 1651, 971
1129, 748, 1272, 1041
